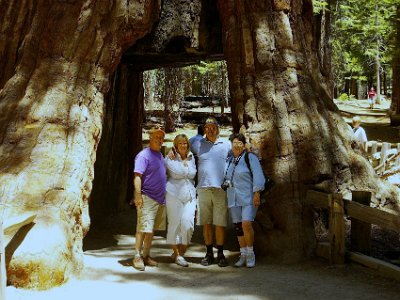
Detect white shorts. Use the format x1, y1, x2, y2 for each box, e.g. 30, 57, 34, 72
136, 194, 166, 233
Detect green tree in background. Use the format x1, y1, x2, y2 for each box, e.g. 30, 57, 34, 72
143, 60, 229, 131
326, 0, 397, 101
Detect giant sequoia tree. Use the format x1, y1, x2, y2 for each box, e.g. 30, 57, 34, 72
0, 0, 398, 289
216, 0, 398, 257
0, 0, 161, 288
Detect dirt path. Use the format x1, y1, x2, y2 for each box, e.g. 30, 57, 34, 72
6, 98, 400, 300
6, 224, 400, 300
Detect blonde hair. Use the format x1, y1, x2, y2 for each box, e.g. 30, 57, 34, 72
173, 134, 190, 156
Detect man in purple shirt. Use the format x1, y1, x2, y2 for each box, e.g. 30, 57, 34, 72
131, 126, 166, 271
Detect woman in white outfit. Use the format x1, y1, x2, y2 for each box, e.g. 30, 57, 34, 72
165, 134, 197, 267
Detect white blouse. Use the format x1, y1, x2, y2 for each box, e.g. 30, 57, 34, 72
164, 152, 197, 203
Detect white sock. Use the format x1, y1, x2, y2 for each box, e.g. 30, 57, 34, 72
247, 246, 254, 254
240, 247, 247, 256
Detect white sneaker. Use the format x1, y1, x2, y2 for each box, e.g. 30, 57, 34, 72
133, 256, 145, 271
246, 252, 256, 268
175, 255, 189, 267
234, 254, 246, 267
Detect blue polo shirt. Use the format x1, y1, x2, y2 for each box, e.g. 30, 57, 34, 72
191, 137, 231, 188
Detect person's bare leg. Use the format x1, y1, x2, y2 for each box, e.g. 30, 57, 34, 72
135, 231, 145, 255
243, 221, 256, 267
203, 224, 213, 245
172, 245, 180, 256
242, 221, 254, 247
142, 232, 154, 257
234, 235, 247, 267
133, 231, 146, 270
174, 244, 189, 266
237, 236, 247, 248
179, 244, 187, 256
215, 225, 225, 246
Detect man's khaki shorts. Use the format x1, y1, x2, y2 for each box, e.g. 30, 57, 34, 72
196, 188, 227, 226
136, 194, 166, 233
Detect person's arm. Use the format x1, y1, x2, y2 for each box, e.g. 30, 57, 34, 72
166, 147, 177, 160
130, 173, 143, 208
253, 191, 261, 207
361, 128, 368, 153
248, 154, 266, 207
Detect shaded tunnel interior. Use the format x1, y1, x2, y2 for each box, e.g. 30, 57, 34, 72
88, 0, 225, 233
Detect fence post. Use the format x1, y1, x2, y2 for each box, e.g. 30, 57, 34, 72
380, 142, 390, 172
370, 141, 378, 156
329, 193, 345, 264
351, 191, 372, 255
396, 143, 400, 167
0, 219, 6, 300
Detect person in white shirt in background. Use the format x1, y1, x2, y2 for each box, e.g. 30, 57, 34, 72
352, 116, 368, 152
165, 134, 197, 267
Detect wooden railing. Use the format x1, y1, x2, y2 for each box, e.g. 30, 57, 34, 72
368, 141, 400, 174
306, 190, 400, 281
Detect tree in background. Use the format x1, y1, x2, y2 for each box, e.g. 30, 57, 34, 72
391, 4, 400, 114
143, 61, 230, 128
331, 0, 396, 100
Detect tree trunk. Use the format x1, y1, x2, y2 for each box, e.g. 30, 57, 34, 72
375, 46, 381, 104
314, 0, 334, 98
391, 5, 400, 114
90, 65, 144, 227
216, 0, 399, 261
383, 66, 387, 96
1, 0, 399, 289
0, 0, 160, 289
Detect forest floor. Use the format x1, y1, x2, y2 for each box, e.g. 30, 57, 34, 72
5, 98, 400, 300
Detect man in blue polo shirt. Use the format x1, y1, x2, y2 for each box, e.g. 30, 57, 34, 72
191, 117, 231, 267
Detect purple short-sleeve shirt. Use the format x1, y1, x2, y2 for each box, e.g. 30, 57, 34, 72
134, 147, 166, 204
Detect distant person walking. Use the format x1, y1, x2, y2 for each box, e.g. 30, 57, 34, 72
368, 87, 376, 109
352, 116, 368, 152
165, 134, 197, 267
131, 126, 167, 271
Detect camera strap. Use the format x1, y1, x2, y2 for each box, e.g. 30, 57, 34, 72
223, 154, 243, 183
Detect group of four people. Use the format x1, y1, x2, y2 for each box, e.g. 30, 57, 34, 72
131, 117, 266, 271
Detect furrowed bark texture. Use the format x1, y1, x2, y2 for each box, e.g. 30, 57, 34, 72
0, 0, 399, 289
217, 0, 399, 261
0, 0, 160, 289
391, 5, 400, 114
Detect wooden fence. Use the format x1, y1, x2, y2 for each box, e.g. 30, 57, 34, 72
306, 190, 400, 281
368, 141, 400, 174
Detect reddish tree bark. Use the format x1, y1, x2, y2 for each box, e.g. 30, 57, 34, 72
217, 0, 399, 261
0, 0, 160, 288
